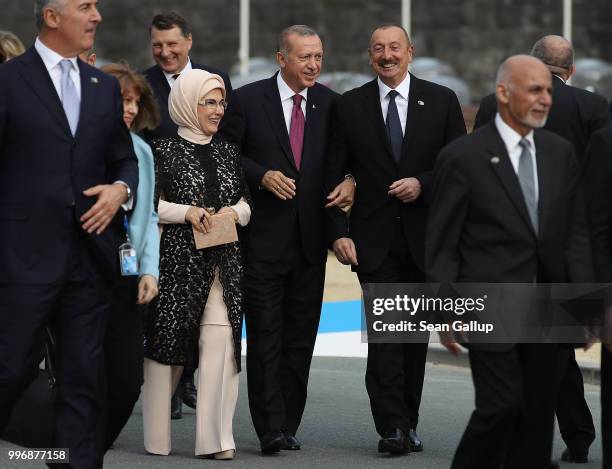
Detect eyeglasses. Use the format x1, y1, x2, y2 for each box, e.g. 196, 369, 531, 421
198, 99, 228, 110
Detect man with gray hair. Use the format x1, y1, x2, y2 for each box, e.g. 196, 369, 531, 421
427, 55, 592, 468
0, 1, 138, 467
219, 25, 354, 454
475, 35, 610, 464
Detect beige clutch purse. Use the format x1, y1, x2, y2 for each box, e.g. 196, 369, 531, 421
192, 212, 238, 249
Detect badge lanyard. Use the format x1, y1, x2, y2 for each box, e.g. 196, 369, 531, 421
118, 215, 139, 276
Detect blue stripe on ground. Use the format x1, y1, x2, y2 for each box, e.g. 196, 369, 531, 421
241, 300, 362, 337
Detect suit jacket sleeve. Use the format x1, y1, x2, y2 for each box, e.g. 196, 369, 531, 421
219, 90, 269, 189
325, 98, 351, 244
565, 147, 594, 283
425, 146, 470, 283
583, 129, 612, 281
416, 89, 466, 194
587, 93, 612, 136
107, 79, 139, 194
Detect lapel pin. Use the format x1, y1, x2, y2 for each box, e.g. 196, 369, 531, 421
312, 104, 316, 109
490, 156, 500, 164
90, 77, 98, 84
417, 100, 424, 106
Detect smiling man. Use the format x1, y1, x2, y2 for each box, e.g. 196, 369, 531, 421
143, 11, 232, 143
326, 23, 466, 455
219, 24, 354, 454
0, 0, 138, 467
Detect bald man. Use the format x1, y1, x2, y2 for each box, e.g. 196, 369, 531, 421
427, 55, 593, 469
474, 35, 610, 464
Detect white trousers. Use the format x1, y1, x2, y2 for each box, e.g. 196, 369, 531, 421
143, 274, 239, 455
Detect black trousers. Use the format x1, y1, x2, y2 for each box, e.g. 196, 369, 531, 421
451, 344, 559, 469
0, 234, 110, 469
245, 231, 325, 439
603, 345, 612, 469
555, 347, 595, 455
95, 277, 143, 461
357, 220, 428, 436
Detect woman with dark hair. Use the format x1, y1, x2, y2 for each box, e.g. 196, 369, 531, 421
98, 62, 161, 452
142, 69, 250, 460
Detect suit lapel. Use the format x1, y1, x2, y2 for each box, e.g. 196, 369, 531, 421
18, 47, 71, 136
360, 79, 396, 168
400, 73, 421, 164
263, 74, 296, 170
301, 85, 320, 172
485, 123, 537, 237
533, 130, 552, 237
75, 60, 95, 138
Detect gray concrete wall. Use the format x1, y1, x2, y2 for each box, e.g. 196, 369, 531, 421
2, 0, 611, 101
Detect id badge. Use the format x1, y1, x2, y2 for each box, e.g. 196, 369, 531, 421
119, 242, 139, 276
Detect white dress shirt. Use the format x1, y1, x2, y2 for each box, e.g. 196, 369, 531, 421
494, 113, 539, 201
163, 59, 193, 88
277, 72, 308, 134
378, 73, 410, 135
34, 37, 81, 100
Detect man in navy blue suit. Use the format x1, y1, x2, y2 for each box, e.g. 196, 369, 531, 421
0, 1, 138, 467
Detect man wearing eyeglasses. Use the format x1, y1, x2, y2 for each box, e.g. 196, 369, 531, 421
142, 10, 232, 418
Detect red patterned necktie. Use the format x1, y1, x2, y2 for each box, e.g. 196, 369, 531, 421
289, 94, 305, 169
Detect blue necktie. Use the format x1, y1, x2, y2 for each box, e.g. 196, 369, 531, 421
385, 90, 403, 163
518, 138, 538, 234
59, 59, 80, 136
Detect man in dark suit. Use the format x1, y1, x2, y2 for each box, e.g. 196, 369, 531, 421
142, 11, 232, 142
142, 11, 232, 416
474, 35, 610, 163
426, 55, 592, 469
581, 124, 612, 469
475, 35, 610, 463
326, 23, 466, 454
0, 1, 138, 467
220, 25, 354, 453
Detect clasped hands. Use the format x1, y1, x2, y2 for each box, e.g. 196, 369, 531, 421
185, 206, 238, 233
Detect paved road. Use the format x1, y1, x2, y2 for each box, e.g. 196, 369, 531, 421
0, 357, 603, 468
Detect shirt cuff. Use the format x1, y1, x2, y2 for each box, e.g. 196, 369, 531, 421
114, 181, 133, 210
158, 199, 191, 224
230, 197, 251, 227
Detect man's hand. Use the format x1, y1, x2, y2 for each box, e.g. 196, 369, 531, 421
81, 183, 128, 234
261, 170, 296, 200
218, 206, 239, 223
439, 330, 462, 356
332, 237, 358, 266
137, 275, 159, 304
388, 177, 421, 203
185, 206, 213, 233
326, 177, 355, 212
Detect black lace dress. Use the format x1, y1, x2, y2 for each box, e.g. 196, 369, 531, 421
145, 136, 251, 372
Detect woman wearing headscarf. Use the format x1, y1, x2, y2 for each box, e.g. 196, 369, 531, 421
97, 62, 161, 454
143, 69, 251, 460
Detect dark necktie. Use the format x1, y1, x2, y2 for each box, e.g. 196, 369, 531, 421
518, 138, 538, 233
386, 90, 403, 163
289, 94, 305, 169
172, 74, 180, 81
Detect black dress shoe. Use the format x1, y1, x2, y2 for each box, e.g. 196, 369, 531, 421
181, 374, 197, 410
282, 432, 301, 450
561, 448, 588, 463
170, 393, 182, 420
260, 431, 286, 454
407, 429, 423, 452
378, 428, 410, 455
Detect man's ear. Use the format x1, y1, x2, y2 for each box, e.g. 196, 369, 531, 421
43, 5, 61, 30
495, 84, 509, 104
276, 51, 286, 69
